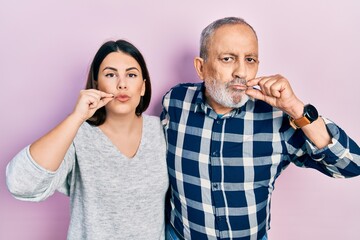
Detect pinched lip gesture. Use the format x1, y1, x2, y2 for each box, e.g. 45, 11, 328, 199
73, 89, 114, 122
246, 74, 304, 118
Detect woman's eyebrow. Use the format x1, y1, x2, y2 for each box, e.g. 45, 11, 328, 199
126, 67, 140, 72
102, 66, 139, 72
103, 66, 118, 72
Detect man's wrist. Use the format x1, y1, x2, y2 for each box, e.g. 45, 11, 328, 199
287, 101, 305, 120
289, 104, 319, 129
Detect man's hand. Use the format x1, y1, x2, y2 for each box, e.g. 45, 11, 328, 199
246, 74, 304, 119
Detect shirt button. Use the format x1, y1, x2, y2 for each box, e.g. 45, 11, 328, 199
213, 183, 218, 189
216, 120, 221, 124
212, 151, 219, 157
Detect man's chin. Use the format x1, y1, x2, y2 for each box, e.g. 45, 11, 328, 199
231, 94, 249, 108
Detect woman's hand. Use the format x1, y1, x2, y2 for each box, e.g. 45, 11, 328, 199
72, 89, 114, 122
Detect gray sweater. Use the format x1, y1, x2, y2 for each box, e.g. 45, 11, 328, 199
6, 114, 169, 240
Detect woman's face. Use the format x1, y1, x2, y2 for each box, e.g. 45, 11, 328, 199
97, 51, 145, 116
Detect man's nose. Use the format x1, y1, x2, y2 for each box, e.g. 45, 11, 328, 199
233, 60, 247, 79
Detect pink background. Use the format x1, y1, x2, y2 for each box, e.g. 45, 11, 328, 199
1, 1, 359, 239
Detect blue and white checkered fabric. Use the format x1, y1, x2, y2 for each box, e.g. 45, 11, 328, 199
161, 82, 360, 240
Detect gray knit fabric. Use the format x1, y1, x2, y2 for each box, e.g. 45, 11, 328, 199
6, 114, 169, 240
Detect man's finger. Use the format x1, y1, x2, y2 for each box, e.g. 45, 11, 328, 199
246, 88, 265, 101
246, 77, 263, 87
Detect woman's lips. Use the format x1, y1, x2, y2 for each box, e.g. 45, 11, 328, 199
115, 94, 130, 102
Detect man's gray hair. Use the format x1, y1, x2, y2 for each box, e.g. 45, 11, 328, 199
199, 17, 257, 61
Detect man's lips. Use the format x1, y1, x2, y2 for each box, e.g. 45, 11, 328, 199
228, 84, 248, 91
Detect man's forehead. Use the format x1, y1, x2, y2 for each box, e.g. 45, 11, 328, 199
209, 40, 258, 57
208, 24, 258, 52
219, 23, 256, 35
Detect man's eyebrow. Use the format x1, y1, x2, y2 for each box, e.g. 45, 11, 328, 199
221, 52, 237, 56
220, 52, 258, 58
217, 53, 237, 58
246, 53, 259, 58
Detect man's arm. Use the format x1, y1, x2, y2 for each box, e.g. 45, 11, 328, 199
246, 74, 331, 148
246, 74, 360, 178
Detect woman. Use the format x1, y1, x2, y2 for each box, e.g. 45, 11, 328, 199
6, 40, 169, 239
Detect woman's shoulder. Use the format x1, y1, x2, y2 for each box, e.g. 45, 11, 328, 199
143, 114, 160, 123
75, 121, 101, 140
142, 114, 161, 125
142, 114, 163, 134
142, 114, 166, 148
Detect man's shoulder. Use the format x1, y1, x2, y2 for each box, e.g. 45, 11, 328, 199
164, 82, 203, 100
169, 82, 202, 92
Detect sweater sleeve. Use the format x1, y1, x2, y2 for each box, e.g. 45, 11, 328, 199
6, 144, 74, 202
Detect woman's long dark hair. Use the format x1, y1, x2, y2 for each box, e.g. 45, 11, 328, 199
85, 40, 151, 126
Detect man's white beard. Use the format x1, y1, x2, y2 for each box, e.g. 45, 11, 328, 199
204, 77, 249, 109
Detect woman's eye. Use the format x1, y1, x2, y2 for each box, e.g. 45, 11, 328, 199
105, 73, 117, 78
128, 73, 138, 78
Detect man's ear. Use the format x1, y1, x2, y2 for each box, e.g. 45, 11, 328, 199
194, 57, 205, 80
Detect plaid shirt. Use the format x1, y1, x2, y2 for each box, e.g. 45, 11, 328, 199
161, 82, 360, 240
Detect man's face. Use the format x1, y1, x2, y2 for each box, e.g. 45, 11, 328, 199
198, 24, 259, 114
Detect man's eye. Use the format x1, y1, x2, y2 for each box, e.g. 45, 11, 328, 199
223, 57, 232, 62
221, 57, 234, 62
246, 58, 257, 63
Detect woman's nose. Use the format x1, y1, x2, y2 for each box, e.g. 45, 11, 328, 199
117, 77, 127, 89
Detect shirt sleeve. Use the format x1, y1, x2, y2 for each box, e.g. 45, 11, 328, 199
288, 117, 360, 178
160, 90, 170, 132
6, 144, 75, 202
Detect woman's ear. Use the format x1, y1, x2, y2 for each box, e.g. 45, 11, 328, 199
141, 79, 146, 96
194, 57, 205, 80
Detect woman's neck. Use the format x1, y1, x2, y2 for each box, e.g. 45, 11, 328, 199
100, 113, 142, 134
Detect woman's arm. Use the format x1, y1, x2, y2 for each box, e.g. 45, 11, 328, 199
29, 89, 113, 171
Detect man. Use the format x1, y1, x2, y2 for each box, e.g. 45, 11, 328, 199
161, 17, 360, 240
